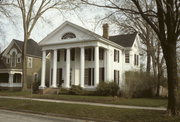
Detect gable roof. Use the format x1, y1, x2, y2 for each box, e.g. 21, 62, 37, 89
109, 32, 137, 47
2, 39, 41, 57
14, 39, 42, 57
39, 21, 124, 49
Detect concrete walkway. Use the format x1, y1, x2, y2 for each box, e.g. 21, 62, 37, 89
0, 96, 166, 111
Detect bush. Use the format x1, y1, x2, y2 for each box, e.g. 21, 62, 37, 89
124, 71, 156, 98
96, 82, 119, 96
69, 85, 83, 95
32, 80, 40, 93
59, 88, 70, 95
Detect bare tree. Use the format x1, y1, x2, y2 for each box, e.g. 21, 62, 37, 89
8, 0, 78, 91
82, 0, 180, 115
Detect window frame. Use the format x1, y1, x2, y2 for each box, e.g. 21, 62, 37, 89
27, 57, 33, 68
125, 52, 130, 63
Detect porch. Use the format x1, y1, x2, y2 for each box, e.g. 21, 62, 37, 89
40, 44, 111, 89
0, 70, 22, 88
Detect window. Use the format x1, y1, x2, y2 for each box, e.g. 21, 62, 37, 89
99, 48, 104, 60
99, 67, 104, 82
125, 52, 130, 63
61, 32, 76, 39
17, 57, 21, 63
27, 57, 33, 68
64, 49, 66, 61
114, 70, 119, 85
85, 48, 92, 61
11, 52, 16, 67
85, 68, 94, 86
134, 54, 139, 66
114, 49, 119, 62
6, 58, 10, 64
71, 48, 75, 61
57, 50, 60, 62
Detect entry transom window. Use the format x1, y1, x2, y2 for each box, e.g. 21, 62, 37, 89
61, 32, 76, 39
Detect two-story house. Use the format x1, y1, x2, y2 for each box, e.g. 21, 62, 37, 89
0, 39, 42, 90
39, 21, 141, 91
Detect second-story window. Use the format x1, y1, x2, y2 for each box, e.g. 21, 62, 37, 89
17, 57, 21, 63
71, 48, 75, 61
6, 58, 10, 64
114, 49, 119, 62
125, 52, 130, 63
11, 52, 16, 67
134, 54, 139, 66
27, 57, 33, 68
99, 48, 104, 60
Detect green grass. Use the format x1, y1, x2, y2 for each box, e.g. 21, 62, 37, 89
0, 98, 178, 122
0, 91, 167, 107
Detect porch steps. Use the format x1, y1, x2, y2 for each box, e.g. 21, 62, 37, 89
39, 88, 60, 95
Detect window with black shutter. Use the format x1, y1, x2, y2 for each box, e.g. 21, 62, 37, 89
71, 48, 75, 61
125, 52, 130, 63
134, 54, 136, 65
57, 50, 60, 62
64, 49, 66, 61
92, 68, 94, 85
117, 50, 119, 63
99, 48, 104, 60
114, 49, 116, 62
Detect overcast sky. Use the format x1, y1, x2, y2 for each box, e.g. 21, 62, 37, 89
0, 3, 119, 51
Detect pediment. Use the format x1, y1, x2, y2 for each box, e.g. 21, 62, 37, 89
39, 21, 98, 45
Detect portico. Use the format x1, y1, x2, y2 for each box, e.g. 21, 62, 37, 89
39, 43, 109, 89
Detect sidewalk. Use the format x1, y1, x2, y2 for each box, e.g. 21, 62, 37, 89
0, 96, 166, 111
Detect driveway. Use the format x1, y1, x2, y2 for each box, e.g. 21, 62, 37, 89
0, 109, 92, 122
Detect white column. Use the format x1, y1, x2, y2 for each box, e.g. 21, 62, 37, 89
106, 49, 110, 81
49, 52, 53, 87
52, 49, 57, 88
40, 50, 46, 88
95, 46, 99, 86
65, 48, 70, 88
80, 47, 85, 88
9, 73, 14, 87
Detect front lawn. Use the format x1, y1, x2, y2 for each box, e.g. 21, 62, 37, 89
0, 91, 167, 107
0, 98, 178, 122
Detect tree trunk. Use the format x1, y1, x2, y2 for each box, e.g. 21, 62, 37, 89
146, 50, 151, 74
162, 40, 179, 115
22, 35, 28, 91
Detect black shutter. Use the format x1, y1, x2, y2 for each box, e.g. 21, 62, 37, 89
137, 55, 139, 66
114, 70, 116, 82
64, 49, 66, 61
92, 68, 94, 85
92, 48, 95, 61
71, 48, 75, 61
57, 50, 60, 62
88, 68, 91, 85
118, 71, 119, 85
134, 54, 136, 65
118, 51, 119, 63
114, 49, 116, 62
89, 48, 91, 61
102, 68, 104, 82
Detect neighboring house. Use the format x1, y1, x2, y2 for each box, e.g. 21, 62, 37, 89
0, 39, 42, 90
39, 21, 141, 91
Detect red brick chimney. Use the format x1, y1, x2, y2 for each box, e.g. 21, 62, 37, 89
102, 23, 109, 39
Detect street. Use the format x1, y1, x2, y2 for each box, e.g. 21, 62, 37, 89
0, 109, 92, 122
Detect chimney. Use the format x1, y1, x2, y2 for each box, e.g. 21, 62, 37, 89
102, 23, 109, 39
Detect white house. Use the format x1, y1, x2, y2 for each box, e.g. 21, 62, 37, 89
39, 21, 141, 91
